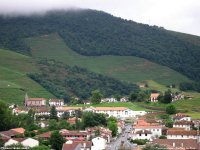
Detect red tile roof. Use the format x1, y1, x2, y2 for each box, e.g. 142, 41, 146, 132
62, 141, 92, 150
153, 139, 198, 150
49, 99, 64, 103
28, 98, 46, 101
37, 131, 52, 138
167, 129, 199, 136
174, 120, 194, 125
136, 130, 152, 134
10, 128, 25, 134
150, 93, 160, 98
95, 107, 128, 111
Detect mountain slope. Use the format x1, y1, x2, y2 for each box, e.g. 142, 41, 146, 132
25, 33, 191, 85
0, 49, 55, 105
0, 9, 200, 82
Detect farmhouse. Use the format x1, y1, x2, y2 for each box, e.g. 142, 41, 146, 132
167, 128, 199, 140
150, 93, 160, 102
173, 120, 194, 130
152, 139, 198, 150
131, 119, 163, 141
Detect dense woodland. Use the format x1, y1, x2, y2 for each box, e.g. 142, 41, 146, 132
29, 59, 139, 101
0, 9, 200, 82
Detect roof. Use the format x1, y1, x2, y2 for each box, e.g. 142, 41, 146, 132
61, 131, 88, 136
0, 130, 19, 137
133, 119, 162, 129
34, 107, 50, 113
153, 139, 198, 150
135, 130, 152, 134
150, 93, 160, 98
57, 107, 82, 111
10, 128, 25, 134
174, 120, 194, 125
11, 138, 26, 142
167, 129, 199, 136
37, 131, 52, 138
94, 107, 128, 111
62, 141, 92, 150
27, 98, 46, 101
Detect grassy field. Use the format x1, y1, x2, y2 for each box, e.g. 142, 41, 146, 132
25, 33, 191, 86
0, 49, 55, 105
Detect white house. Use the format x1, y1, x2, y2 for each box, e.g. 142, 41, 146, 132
133, 130, 152, 141
84, 107, 146, 119
56, 107, 82, 118
131, 119, 163, 141
167, 129, 199, 140
4, 138, 39, 148
4, 139, 19, 147
173, 120, 194, 131
150, 93, 160, 102
173, 113, 191, 121
91, 137, 106, 150
21, 138, 39, 148
101, 98, 117, 103
49, 99, 64, 107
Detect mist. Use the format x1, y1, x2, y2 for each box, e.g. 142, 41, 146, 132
0, 0, 200, 36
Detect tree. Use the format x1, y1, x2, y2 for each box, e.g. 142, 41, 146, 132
58, 120, 71, 130
129, 92, 138, 102
48, 119, 58, 130
74, 109, 82, 118
142, 144, 168, 150
50, 131, 65, 150
114, 94, 121, 101
91, 90, 102, 104
62, 111, 70, 120
0, 101, 13, 131
166, 105, 176, 114
165, 119, 173, 128
30, 145, 50, 150
108, 121, 118, 137
50, 106, 58, 120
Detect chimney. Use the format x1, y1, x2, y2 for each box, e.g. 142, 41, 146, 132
83, 143, 86, 148
173, 142, 175, 147
181, 143, 183, 147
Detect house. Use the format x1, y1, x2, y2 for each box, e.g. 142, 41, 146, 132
21, 138, 39, 148
173, 113, 191, 121
101, 98, 117, 103
0, 128, 25, 138
37, 131, 52, 140
150, 93, 160, 102
56, 107, 82, 118
120, 97, 128, 102
91, 137, 107, 150
152, 139, 198, 150
4, 138, 25, 147
62, 140, 92, 150
167, 128, 199, 139
4, 138, 39, 148
49, 99, 64, 107
86, 127, 112, 143
34, 107, 50, 116
173, 120, 194, 130
84, 107, 146, 119
25, 97, 46, 107
60, 129, 90, 140
131, 119, 163, 141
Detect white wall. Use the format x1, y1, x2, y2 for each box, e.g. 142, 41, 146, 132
21, 138, 39, 148
91, 137, 106, 150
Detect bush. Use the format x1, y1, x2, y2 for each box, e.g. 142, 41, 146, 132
130, 139, 148, 145
166, 105, 176, 114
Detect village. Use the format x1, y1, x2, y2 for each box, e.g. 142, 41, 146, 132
0, 92, 199, 150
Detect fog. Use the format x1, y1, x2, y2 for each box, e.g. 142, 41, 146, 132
0, 0, 200, 36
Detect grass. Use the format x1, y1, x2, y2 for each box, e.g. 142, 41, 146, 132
0, 49, 55, 105
70, 102, 150, 111
25, 33, 191, 86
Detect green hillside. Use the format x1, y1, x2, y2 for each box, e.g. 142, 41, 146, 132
0, 49, 54, 105
1, 10, 200, 82
26, 33, 191, 86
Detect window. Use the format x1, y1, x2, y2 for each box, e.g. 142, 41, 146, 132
139, 134, 141, 136
145, 133, 147, 136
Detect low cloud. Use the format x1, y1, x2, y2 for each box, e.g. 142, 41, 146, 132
0, 0, 200, 36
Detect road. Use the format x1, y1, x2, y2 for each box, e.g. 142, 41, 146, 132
106, 124, 136, 150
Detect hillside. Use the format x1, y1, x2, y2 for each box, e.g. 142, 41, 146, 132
0, 10, 200, 82
25, 33, 191, 86
0, 49, 54, 105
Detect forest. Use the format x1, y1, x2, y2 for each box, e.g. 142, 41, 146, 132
0, 9, 200, 82
29, 59, 139, 101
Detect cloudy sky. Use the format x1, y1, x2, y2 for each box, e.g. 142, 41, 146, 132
0, 0, 200, 36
